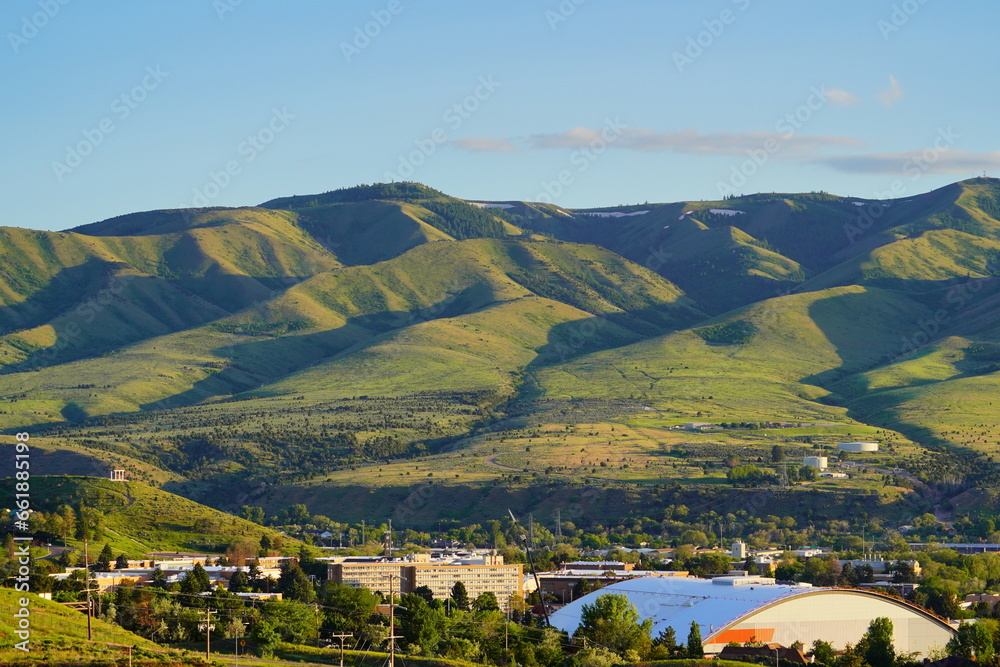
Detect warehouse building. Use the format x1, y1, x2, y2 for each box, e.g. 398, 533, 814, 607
549, 576, 954, 657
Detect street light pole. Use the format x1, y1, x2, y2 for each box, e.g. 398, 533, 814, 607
389, 574, 396, 667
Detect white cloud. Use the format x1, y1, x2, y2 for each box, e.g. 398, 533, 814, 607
616, 128, 862, 154
826, 87, 860, 107
449, 137, 518, 153
487, 127, 862, 156
817, 150, 1000, 175
877, 75, 904, 109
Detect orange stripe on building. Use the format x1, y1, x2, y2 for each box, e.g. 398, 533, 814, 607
710, 628, 775, 645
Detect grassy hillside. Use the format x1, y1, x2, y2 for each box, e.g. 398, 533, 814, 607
0, 208, 342, 372
0, 237, 698, 430
263, 182, 518, 242
0, 589, 157, 649
295, 200, 455, 265
2, 179, 1000, 524
503, 179, 1000, 315
0, 477, 292, 556
534, 285, 933, 421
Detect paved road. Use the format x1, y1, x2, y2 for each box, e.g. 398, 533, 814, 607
483, 453, 519, 470
40, 545, 71, 560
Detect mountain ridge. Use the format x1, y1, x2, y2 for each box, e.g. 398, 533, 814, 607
2, 177, 1000, 525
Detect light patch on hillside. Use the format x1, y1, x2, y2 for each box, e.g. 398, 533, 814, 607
580, 210, 650, 218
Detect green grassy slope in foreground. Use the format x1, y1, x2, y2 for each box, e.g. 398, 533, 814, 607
0, 588, 191, 666
0, 477, 292, 556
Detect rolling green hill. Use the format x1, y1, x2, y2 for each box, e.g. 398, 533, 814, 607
533, 284, 935, 420
0, 237, 699, 431
0, 476, 294, 556
1, 178, 1000, 526
0, 588, 154, 648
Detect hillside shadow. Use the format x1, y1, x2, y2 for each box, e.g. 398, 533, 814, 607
803, 277, 999, 394
529, 303, 708, 371
0, 269, 320, 376
799, 290, 903, 393
140, 285, 498, 411
197, 476, 928, 529
0, 259, 115, 335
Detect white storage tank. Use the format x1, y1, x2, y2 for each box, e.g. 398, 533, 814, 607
803, 456, 828, 470
838, 442, 879, 452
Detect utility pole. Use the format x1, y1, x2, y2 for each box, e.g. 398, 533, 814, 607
234, 623, 240, 667
331, 633, 352, 667
508, 510, 549, 627
555, 509, 562, 543
203, 608, 217, 661
84, 539, 92, 641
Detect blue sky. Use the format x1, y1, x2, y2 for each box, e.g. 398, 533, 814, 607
3, 0, 998, 231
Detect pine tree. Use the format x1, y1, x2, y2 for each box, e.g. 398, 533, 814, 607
654, 626, 679, 655
687, 620, 703, 657
278, 561, 315, 603
180, 563, 211, 594
95, 543, 114, 571
450, 581, 470, 611
229, 569, 250, 592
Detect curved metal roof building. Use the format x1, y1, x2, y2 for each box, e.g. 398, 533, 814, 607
548, 576, 955, 657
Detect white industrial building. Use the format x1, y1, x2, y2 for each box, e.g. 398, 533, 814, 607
549, 576, 953, 658
838, 442, 879, 452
